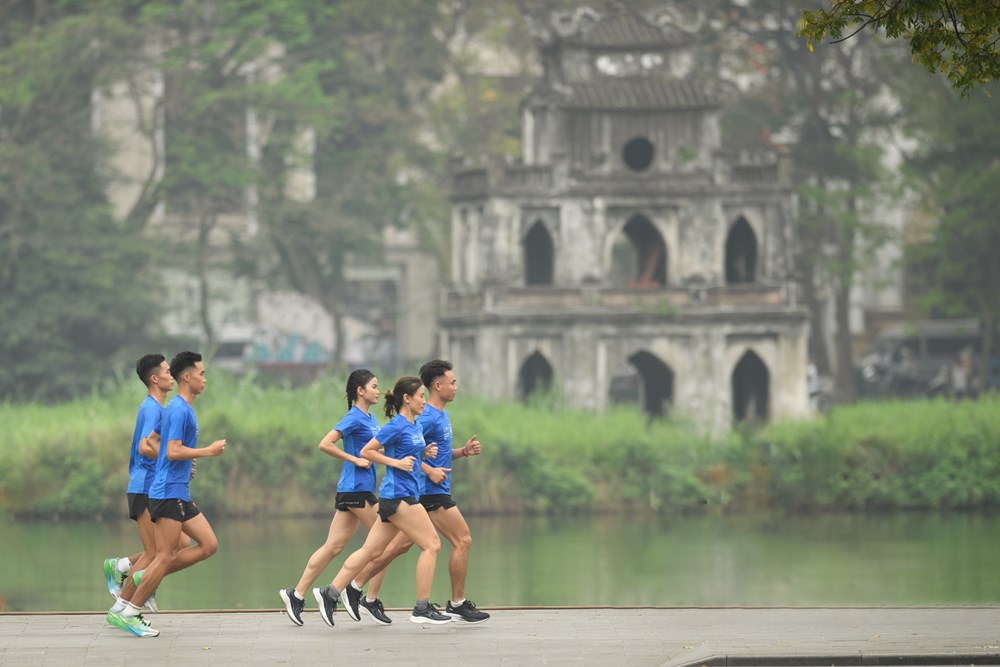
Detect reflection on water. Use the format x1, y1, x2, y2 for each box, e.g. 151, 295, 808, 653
1, 512, 996, 612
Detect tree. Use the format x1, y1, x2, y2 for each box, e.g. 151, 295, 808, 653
904, 81, 1000, 386
798, 1, 1000, 97
106, 1, 342, 348
700, 0, 908, 399
0, 3, 159, 399
251, 0, 457, 363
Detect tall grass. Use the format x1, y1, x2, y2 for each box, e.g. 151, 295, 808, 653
2, 374, 998, 518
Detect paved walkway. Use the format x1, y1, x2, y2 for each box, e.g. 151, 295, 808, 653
1, 607, 999, 666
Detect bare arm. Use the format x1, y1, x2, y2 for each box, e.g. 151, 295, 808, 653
139, 430, 160, 458
166, 438, 225, 460
361, 437, 416, 472
318, 429, 370, 469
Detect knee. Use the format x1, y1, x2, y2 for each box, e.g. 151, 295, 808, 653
155, 551, 176, 569
319, 544, 344, 561
456, 533, 472, 552
202, 538, 219, 558
424, 535, 441, 554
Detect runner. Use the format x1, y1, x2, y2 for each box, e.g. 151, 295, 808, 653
102, 355, 172, 602
107, 351, 227, 637
340, 360, 490, 624
105, 354, 190, 618
277, 369, 393, 626
312, 376, 451, 626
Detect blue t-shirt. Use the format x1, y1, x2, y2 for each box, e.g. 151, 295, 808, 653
127, 395, 164, 495
149, 395, 198, 502
334, 406, 380, 493
417, 404, 453, 496
376, 414, 426, 500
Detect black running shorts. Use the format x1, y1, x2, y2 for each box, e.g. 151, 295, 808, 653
377, 496, 419, 523
419, 494, 457, 512
149, 497, 202, 523
335, 491, 377, 512
127, 493, 149, 521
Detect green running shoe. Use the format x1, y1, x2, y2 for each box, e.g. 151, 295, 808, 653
132, 569, 158, 612
103, 558, 124, 598
107, 610, 159, 637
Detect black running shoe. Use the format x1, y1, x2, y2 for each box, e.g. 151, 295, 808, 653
409, 602, 452, 625
446, 599, 490, 624
340, 585, 362, 622
279, 588, 305, 626
359, 597, 392, 625
312, 586, 338, 627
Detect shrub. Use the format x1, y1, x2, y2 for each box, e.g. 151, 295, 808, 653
2, 377, 999, 517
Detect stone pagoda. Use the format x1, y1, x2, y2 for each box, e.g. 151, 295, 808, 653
440, 6, 810, 430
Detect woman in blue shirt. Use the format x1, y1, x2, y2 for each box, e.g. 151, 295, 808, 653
312, 376, 452, 625
278, 369, 392, 626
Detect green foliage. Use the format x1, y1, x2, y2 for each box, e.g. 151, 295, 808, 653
702, 0, 911, 395
0, 7, 159, 400
751, 398, 1000, 510
799, 0, 1000, 97
902, 80, 1000, 378
4, 376, 1000, 518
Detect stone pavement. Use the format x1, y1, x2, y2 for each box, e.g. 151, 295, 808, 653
1, 607, 999, 666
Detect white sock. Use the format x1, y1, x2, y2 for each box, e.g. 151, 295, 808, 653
122, 602, 142, 618
350, 580, 362, 591
365, 597, 376, 604
451, 598, 465, 607
116, 558, 132, 574
110, 598, 127, 613
292, 590, 304, 601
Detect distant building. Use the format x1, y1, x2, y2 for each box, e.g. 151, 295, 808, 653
92, 54, 436, 370
441, 7, 811, 431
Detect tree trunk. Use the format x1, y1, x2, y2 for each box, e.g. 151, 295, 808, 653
197, 212, 217, 348
833, 278, 855, 401
833, 198, 858, 402
798, 248, 831, 375
330, 298, 345, 366
979, 293, 994, 394
317, 289, 344, 366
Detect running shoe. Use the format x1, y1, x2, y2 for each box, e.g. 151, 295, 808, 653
132, 569, 158, 613
409, 602, 452, 625
103, 558, 124, 598
340, 585, 362, 622
279, 588, 305, 626
107, 610, 159, 638
445, 599, 490, 624
359, 597, 392, 625
312, 586, 338, 627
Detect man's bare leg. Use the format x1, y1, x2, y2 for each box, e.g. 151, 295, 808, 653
429, 505, 472, 601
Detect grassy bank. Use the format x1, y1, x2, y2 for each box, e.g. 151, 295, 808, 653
2, 374, 999, 518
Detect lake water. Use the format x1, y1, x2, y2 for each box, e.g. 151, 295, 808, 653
1, 512, 996, 612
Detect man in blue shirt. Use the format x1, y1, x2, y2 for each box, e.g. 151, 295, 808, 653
102, 354, 174, 602
339, 360, 490, 624
108, 351, 227, 638
105, 354, 195, 619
